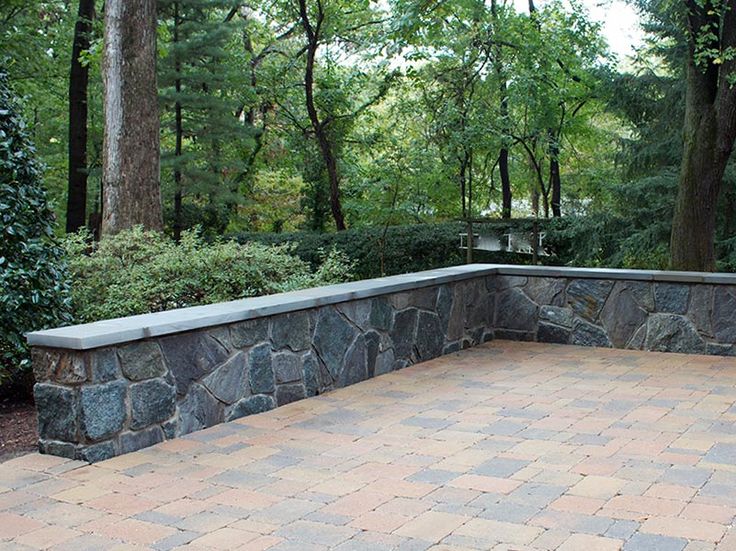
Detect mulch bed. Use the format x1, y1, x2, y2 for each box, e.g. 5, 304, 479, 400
0, 395, 37, 462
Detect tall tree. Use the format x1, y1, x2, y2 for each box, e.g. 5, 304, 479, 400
670, 0, 736, 271
66, 0, 95, 233
101, 0, 163, 234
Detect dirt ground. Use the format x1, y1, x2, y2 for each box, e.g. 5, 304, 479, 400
0, 395, 37, 462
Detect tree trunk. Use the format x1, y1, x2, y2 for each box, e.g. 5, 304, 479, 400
670, 1, 736, 271
670, 102, 727, 270
172, 1, 184, 241
101, 0, 163, 235
550, 142, 561, 217
66, 0, 94, 234
499, 146, 511, 219
491, 0, 512, 219
299, 0, 346, 231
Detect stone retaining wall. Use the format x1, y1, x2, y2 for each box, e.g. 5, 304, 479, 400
29, 273, 494, 462
28, 265, 736, 461
497, 275, 736, 355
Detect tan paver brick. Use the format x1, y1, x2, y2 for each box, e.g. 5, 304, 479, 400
394, 511, 469, 542
640, 516, 727, 542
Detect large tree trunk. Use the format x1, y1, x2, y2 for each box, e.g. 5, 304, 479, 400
172, 1, 184, 241
491, 0, 512, 219
66, 0, 94, 234
670, 101, 728, 270
299, 0, 346, 231
499, 146, 512, 219
670, 0, 736, 271
101, 0, 163, 235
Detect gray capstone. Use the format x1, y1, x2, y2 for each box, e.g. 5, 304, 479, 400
118, 341, 167, 382
34, 383, 79, 442
80, 380, 127, 441
177, 383, 223, 435
713, 287, 736, 343
119, 426, 164, 454
416, 311, 445, 360
273, 352, 303, 384
276, 383, 306, 406
248, 343, 275, 394
571, 319, 612, 348
89, 348, 121, 383
130, 378, 176, 431
230, 319, 268, 349
645, 313, 705, 354
567, 279, 614, 321
202, 352, 249, 404
271, 312, 311, 351
495, 288, 537, 331
654, 283, 690, 314
226, 394, 276, 421
314, 308, 357, 379
390, 308, 418, 360
160, 332, 229, 395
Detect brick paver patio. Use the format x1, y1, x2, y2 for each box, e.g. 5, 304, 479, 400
2, 340, 736, 550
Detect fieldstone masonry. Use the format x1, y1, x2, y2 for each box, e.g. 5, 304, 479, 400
30, 276, 494, 462
28, 265, 736, 461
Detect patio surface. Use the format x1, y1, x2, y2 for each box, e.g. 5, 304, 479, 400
2, 341, 736, 551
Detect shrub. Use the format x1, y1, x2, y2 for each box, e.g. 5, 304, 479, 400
0, 72, 71, 386
232, 223, 466, 279
65, 227, 353, 323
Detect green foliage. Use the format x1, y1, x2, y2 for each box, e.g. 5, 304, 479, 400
0, 71, 71, 385
233, 223, 466, 279
65, 227, 353, 323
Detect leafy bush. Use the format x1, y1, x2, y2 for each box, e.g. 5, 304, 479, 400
65, 227, 353, 323
0, 71, 71, 386
232, 223, 466, 279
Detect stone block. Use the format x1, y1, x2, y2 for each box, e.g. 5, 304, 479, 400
248, 343, 275, 394
160, 332, 228, 395
571, 319, 612, 348
271, 311, 311, 351
369, 297, 393, 331
119, 426, 164, 454
130, 378, 176, 430
654, 283, 690, 314
273, 352, 303, 384
78, 441, 116, 463
34, 383, 79, 442
89, 348, 121, 383
178, 383, 223, 435
202, 352, 249, 404
600, 282, 648, 348
538, 322, 570, 344
567, 279, 613, 321
525, 277, 565, 306
226, 394, 276, 421
230, 319, 268, 348
338, 334, 368, 387
416, 311, 444, 360
80, 380, 127, 441
645, 313, 705, 354
540, 305, 574, 328
390, 308, 418, 360
276, 383, 306, 406
496, 288, 537, 331
118, 341, 166, 381
713, 287, 736, 343
314, 308, 357, 378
